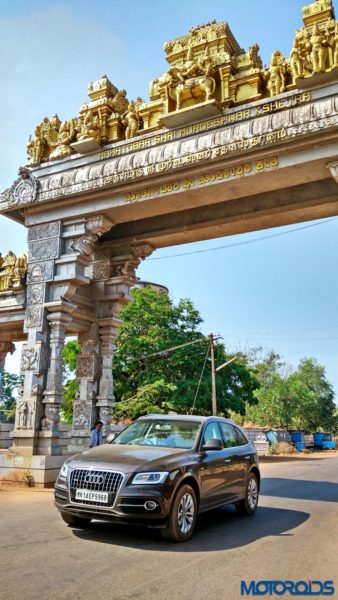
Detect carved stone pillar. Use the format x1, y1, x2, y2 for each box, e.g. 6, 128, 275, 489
38, 311, 72, 455
11, 329, 49, 455
96, 319, 121, 436
68, 323, 101, 452
93, 241, 155, 433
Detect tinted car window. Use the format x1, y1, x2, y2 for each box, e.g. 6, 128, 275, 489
235, 427, 249, 446
219, 423, 239, 448
203, 422, 222, 445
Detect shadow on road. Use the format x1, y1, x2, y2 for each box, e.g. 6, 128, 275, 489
72, 504, 309, 551
262, 478, 338, 503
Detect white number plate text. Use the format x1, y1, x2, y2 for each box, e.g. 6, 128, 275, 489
75, 489, 109, 503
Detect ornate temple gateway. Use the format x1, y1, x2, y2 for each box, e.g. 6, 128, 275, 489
1, 0, 338, 484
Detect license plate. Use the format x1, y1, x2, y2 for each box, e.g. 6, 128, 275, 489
75, 489, 109, 503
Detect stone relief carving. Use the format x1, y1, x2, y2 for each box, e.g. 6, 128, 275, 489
76, 354, 101, 379
17, 400, 29, 428
73, 392, 93, 430
69, 233, 99, 256
28, 222, 61, 241
24, 306, 43, 330
41, 404, 60, 430
21, 347, 38, 371
26, 260, 54, 283
20, 343, 49, 374
28, 238, 60, 261
0, 167, 40, 208
91, 261, 111, 281
26, 283, 45, 306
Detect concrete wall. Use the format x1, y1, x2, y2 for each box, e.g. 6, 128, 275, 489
243, 427, 291, 444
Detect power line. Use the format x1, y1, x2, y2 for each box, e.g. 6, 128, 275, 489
130, 336, 209, 363
223, 324, 338, 335
148, 217, 338, 261
225, 335, 338, 342
190, 345, 210, 415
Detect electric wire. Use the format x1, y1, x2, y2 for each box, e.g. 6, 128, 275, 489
148, 217, 338, 261
190, 344, 210, 415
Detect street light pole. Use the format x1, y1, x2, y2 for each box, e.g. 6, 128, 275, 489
209, 334, 217, 416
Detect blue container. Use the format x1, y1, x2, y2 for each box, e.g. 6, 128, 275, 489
313, 433, 336, 449
290, 431, 304, 443
313, 432, 324, 447
295, 442, 305, 452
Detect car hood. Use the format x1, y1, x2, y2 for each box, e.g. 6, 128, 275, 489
68, 443, 192, 474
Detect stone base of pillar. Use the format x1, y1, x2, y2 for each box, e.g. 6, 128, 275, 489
67, 432, 90, 454
10, 430, 64, 456
0, 453, 67, 488
37, 431, 63, 456
10, 431, 39, 456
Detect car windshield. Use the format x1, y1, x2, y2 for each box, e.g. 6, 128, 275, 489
111, 419, 201, 449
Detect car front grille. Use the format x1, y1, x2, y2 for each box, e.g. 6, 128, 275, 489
70, 469, 123, 507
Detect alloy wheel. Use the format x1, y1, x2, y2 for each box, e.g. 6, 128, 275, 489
247, 476, 258, 510
177, 492, 195, 534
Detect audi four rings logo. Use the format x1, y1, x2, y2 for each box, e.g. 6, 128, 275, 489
84, 474, 104, 485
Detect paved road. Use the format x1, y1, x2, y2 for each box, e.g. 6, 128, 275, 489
1, 457, 337, 600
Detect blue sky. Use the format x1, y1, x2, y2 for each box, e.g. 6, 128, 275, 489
1, 0, 338, 397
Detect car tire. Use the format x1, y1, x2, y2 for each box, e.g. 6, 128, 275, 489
236, 472, 259, 516
161, 484, 197, 542
60, 512, 92, 528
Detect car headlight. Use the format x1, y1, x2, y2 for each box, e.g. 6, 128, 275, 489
131, 472, 169, 485
59, 463, 69, 479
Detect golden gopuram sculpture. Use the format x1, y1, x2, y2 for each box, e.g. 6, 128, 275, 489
0, 251, 27, 292
26, 0, 338, 165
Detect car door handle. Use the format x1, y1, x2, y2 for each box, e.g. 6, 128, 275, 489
224, 458, 231, 463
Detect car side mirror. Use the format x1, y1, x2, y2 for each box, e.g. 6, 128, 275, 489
202, 438, 223, 451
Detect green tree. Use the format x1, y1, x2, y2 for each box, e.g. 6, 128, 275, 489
113, 287, 258, 416
245, 352, 337, 432
0, 371, 23, 422
289, 358, 337, 432
245, 350, 294, 428
61, 340, 80, 423
114, 379, 177, 420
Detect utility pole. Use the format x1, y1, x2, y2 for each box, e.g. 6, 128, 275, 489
209, 334, 217, 416
209, 333, 238, 416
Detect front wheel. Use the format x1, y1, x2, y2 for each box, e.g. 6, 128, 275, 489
236, 472, 259, 516
61, 512, 92, 528
161, 484, 197, 542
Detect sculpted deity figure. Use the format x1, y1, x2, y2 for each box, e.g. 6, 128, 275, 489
332, 23, 338, 68
249, 44, 263, 69
0, 251, 16, 291
27, 124, 46, 165
265, 51, 287, 96
12, 254, 27, 288
49, 119, 75, 159
176, 45, 201, 82
197, 47, 216, 78
78, 108, 102, 143
309, 23, 327, 73
290, 39, 305, 81
123, 100, 140, 139
19, 401, 29, 428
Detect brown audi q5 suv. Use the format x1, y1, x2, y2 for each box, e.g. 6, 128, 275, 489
55, 414, 260, 542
